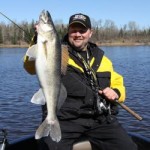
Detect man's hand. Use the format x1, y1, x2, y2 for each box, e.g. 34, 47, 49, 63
99, 87, 119, 101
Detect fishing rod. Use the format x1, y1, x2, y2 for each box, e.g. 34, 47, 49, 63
68, 51, 143, 121
27, 31, 143, 121
115, 100, 142, 120
27, 29, 143, 121
73, 70, 142, 120
0, 11, 32, 43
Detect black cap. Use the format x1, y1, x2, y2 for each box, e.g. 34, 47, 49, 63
69, 13, 91, 29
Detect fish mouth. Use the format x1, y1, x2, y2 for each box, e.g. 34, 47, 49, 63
39, 10, 51, 24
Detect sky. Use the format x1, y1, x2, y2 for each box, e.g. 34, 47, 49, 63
0, 0, 150, 29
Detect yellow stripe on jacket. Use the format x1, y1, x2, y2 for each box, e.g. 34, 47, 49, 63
97, 56, 125, 102
24, 54, 125, 102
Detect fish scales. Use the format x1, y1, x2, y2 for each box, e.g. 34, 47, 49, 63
35, 10, 62, 142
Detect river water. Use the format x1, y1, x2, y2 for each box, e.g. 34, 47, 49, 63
0, 46, 150, 142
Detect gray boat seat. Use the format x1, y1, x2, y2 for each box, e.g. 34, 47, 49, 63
73, 141, 91, 150
73, 136, 92, 150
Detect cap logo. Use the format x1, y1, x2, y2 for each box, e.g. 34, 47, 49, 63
73, 14, 86, 21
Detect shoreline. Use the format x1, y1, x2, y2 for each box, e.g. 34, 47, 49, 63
0, 42, 150, 48
0, 44, 29, 48
96, 41, 150, 46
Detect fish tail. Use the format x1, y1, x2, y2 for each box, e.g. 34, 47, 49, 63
50, 119, 61, 142
35, 118, 61, 142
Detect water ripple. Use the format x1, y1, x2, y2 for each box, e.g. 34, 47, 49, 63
0, 47, 150, 142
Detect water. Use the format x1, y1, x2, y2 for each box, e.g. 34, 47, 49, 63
0, 48, 41, 142
101, 46, 150, 139
0, 46, 150, 142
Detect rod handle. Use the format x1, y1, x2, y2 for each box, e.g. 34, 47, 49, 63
116, 101, 143, 121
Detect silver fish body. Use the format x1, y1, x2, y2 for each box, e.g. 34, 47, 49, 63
35, 10, 62, 142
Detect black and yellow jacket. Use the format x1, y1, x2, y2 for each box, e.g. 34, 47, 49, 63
24, 39, 125, 121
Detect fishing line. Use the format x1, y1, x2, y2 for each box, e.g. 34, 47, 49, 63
0, 11, 31, 43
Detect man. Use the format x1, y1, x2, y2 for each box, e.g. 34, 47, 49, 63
24, 13, 137, 150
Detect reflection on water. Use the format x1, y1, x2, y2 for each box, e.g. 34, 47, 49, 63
0, 46, 150, 142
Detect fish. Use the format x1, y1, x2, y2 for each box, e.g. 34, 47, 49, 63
34, 10, 65, 142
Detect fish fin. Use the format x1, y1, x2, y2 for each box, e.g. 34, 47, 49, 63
35, 119, 50, 139
26, 44, 37, 60
50, 119, 61, 142
31, 88, 46, 105
57, 83, 67, 110
61, 45, 69, 75
35, 118, 61, 142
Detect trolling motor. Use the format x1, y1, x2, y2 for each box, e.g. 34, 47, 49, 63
0, 129, 7, 150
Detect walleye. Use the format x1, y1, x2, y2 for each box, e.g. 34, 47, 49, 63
34, 10, 63, 142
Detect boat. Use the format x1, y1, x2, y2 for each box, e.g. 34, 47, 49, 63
1, 131, 150, 150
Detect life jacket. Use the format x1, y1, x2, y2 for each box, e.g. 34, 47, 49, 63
57, 42, 122, 120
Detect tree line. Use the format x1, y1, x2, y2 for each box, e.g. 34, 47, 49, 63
0, 19, 150, 45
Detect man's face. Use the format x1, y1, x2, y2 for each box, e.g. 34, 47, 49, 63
68, 23, 93, 50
